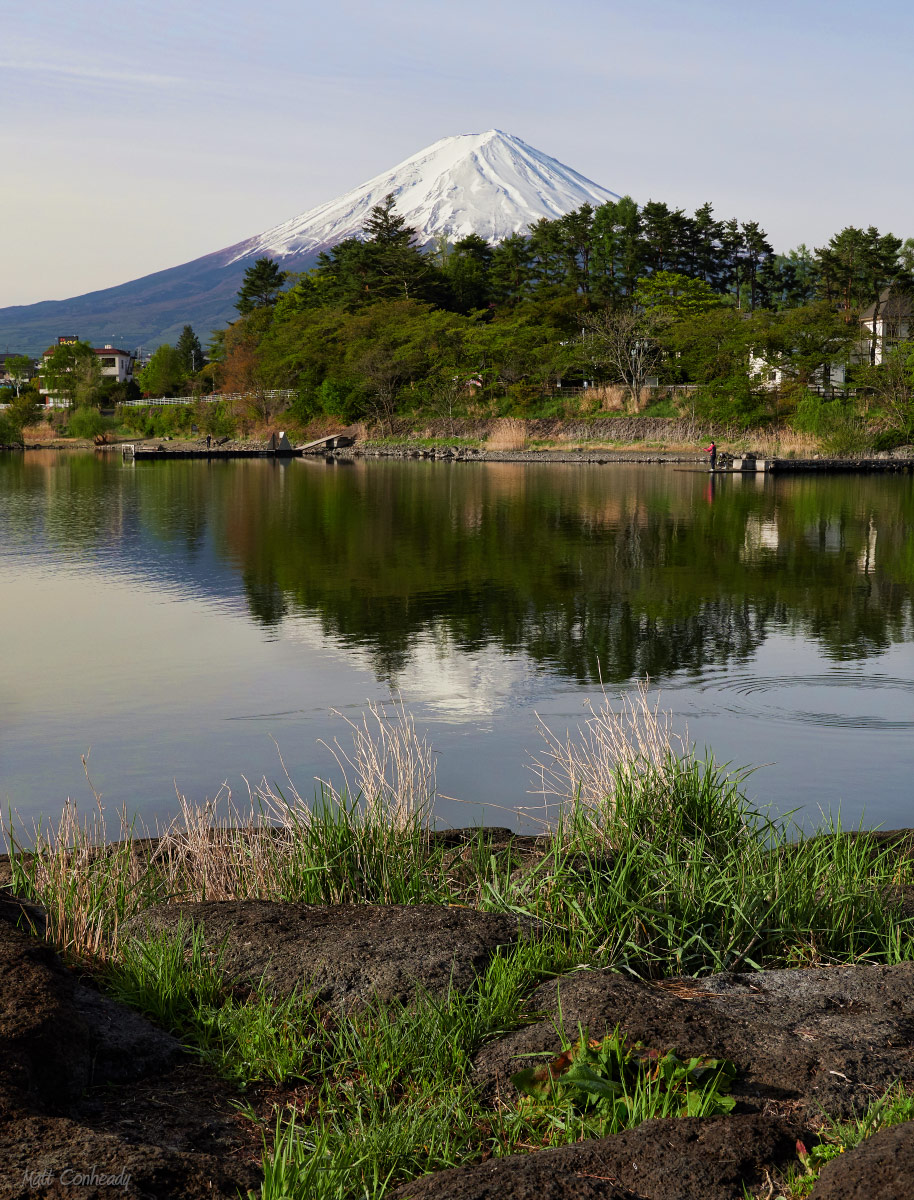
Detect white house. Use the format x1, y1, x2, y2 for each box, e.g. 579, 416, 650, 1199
857, 288, 912, 365
39, 339, 136, 405
93, 345, 136, 383
750, 289, 912, 393
749, 354, 846, 393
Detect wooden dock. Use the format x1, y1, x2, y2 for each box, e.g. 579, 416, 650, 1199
125, 430, 354, 461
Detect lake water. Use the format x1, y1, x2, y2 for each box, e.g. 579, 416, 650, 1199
1, 450, 912, 834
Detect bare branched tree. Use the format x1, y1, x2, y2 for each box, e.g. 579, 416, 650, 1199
580, 308, 663, 409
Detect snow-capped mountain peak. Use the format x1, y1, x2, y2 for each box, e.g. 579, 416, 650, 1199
227, 130, 620, 264
0, 130, 623, 352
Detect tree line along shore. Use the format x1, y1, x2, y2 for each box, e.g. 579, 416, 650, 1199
4, 192, 914, 456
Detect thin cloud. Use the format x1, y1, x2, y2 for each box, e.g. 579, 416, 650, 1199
0, 60, 181, 87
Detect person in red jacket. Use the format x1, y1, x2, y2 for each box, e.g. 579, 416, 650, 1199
705, 441, 717, 472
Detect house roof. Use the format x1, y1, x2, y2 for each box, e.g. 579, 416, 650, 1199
42, 345, 133, 357
859, 287, 913, 323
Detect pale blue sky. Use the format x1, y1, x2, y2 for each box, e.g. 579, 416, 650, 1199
3, 0, 913, 305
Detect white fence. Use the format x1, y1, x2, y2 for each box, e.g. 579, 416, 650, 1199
119, 389, 295, 408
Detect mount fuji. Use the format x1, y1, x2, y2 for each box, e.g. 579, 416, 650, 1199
0, 131, 621, 354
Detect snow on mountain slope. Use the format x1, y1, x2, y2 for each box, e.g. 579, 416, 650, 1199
227, 130, 620, 263
0, 131, 622, 352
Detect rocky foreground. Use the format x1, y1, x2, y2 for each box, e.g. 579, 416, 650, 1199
3, 858, 914, 1199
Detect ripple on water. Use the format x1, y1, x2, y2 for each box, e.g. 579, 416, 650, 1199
698, 673, 914, 731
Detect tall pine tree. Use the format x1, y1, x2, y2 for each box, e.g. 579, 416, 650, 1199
236, 257, 289, 313
175, 324, 204, 372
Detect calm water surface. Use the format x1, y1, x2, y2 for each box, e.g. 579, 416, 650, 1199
1, 451, 912, 832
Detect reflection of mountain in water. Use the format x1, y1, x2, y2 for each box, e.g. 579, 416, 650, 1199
3, 453, 913, 685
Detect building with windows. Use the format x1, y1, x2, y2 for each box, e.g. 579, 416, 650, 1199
39, 339, 136, 404
750, 288, 912, 394
93, 345, 136, 382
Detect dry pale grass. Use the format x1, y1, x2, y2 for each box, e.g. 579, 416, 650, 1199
316, 696, 437, 829
722, 428, 820, 458
151, 783, 294, 904
3, 698, 441, 955
568, 391, 601, 417
597, 385, 627, 412
486, 417, 528, 451
529, 680, 686, 841
2, 797, 148, 958
22, 421, 59, 442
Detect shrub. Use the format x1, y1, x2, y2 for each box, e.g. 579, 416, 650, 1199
115, 402, 237, 440
198, 401, 236, 439
67, 407, 110, 439
0, 412, 23, 446
871, 428, 910, 452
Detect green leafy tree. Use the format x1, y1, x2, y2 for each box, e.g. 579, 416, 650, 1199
358, 194, 442, 304
41, 340, 101, 409
469, 308, 570, 406
769, 245, 819, 309
292, 197, 446, 311
556, 204, 596, 296
0, 411, 22, 446
633, 271, 724, 322
639, 200, 688, 273
489, 233, 534, 304
815, 228, 911, 362
6, 388, 41, 429
5, 355, 34, 397
67, 407, 110, 439
0, 387, 40, 443
857, 340, 914, 437
756, 303, 859, 395
236, 257, 289, 314
685, 202, 724, 286
138, 344, 187, 397
175, 325, 205, 373
664, 308, 762, 423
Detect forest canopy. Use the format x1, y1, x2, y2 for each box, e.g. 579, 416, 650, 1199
208, 193, 914, 436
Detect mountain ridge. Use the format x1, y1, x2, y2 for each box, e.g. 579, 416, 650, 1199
0, 131, 621, 354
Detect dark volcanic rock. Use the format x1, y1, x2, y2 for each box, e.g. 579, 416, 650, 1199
391, 1114, 801, 1200
474, 964, 914, 1117
0, 893, 259, 1199
810, 1121, 914, 1198
3, 1112, 257, 1200
125, 900, 537, 1007
1, 891, 183, 1109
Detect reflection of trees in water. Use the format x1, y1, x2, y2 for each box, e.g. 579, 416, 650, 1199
201, 461, 914, 683
3, 455, 912, 684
